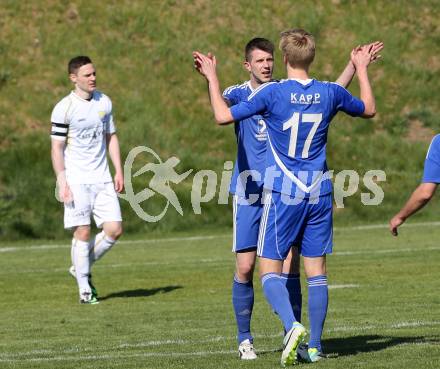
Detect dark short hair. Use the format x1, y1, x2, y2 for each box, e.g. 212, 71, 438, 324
68, 55, 92, 74
245, 38, 274, 61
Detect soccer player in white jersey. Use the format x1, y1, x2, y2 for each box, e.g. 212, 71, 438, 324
51, 56, 124, 304
194, 29, 376, 366
220, 38, 382, 360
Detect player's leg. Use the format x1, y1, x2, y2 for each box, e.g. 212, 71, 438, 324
231, 195, 260, 360
281, 246, 302, 323
69, 221, 122, 272
234, 251, 257, 359
90, 183, 123, 265
260, 256, 306, 367
68, 183, 121, 299
260, 257, 295, 330
258, 191, 306, 366
303, 255, 327, 360
89, 221, 123, 264
298, 194, 333, 362
72, 225, 93, 298
64, 184, 96, 304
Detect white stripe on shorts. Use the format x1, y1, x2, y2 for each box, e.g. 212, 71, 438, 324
232, 195, 238, 252
257, 191, 271, 256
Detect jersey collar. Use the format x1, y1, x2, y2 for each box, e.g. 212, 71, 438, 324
247, 79, 276, 92
288, 78, 313, 86
70, 90, 95, 102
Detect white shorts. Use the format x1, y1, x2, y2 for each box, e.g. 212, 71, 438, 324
64, 183, 122, 229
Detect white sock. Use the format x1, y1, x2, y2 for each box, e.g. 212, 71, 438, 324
71, 239, 75, 267
89, 231, 116, 265
72, 238, 91, 293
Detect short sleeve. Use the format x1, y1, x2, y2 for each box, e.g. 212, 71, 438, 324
422, 135, 440, 183
331, 83, 365, 117
230, 82, 274, 122
105, 97, 116, 134
223, 85, 240, 106
50, 98, 71, 141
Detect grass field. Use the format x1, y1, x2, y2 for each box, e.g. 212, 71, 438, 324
0, 222, 439, 368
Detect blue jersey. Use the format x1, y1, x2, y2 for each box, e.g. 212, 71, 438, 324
223, 81, 267, 197
422, 134, 440, 183
230, 78, 365, 197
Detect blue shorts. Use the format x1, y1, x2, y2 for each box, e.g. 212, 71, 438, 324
232, 194, 263, 252
257, 191, 333, 260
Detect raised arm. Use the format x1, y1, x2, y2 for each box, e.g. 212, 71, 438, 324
335, 61, 356, 89
335, 41, 384, 88
351, 48, 376, 118
193, 51, 234, 125
389, 183, 437, 236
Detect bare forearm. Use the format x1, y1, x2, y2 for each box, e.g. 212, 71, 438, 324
107, 134, 123, 174
206, 76, 234, 124
51, 144, 66, 178
193, 51, 234, 124
357, 68, 376, 118
51, 140, 73, 202
397, 185, 436, 220
398, 197, 427, 221
335, 61, 355, 88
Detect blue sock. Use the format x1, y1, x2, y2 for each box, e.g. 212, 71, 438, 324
307, 275, 328, 352
232, 275, 254, 344
261, 273, 297, 332
281, 273, 302, 323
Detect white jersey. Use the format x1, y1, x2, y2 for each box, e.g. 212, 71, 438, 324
51, 91, 116, 184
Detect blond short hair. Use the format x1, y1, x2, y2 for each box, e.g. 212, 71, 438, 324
279, 29, 315, 69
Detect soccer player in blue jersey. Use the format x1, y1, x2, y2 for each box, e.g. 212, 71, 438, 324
194, 28, 376, 366
223, 37, 302, 360
221, 37, 382, 360
390, 134, 440, 235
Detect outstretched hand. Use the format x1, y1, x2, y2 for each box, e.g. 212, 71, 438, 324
351, 41, 384, 68
367, 41, 384, 63
351, 46, 373, 70
193, 51, 217, 80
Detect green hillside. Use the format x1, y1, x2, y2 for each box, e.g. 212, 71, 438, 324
0, 0, 439, 239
